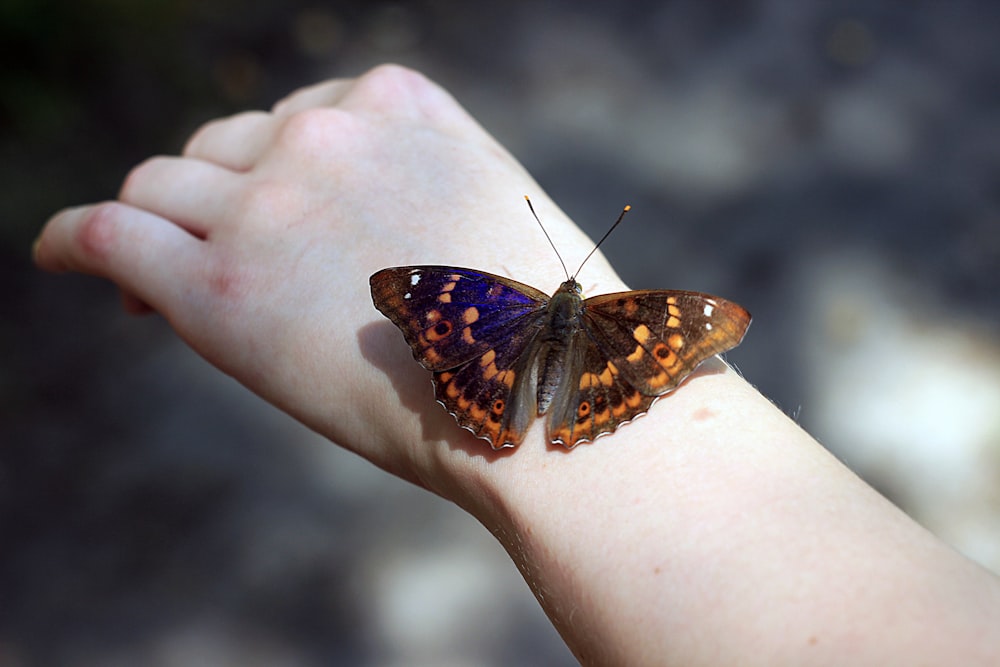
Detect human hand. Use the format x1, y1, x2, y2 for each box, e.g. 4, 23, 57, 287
33, 64, 624, 494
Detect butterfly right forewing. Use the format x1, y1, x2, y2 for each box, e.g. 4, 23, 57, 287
582, 290, 751, 397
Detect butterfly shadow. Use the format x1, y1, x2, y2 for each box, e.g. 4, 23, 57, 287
357, 320, 518, 461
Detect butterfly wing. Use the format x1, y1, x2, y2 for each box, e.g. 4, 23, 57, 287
547, 290, 751, 448
546, 334, 657, 447
370, 266, 550, 448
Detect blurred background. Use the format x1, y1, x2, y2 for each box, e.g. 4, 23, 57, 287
3, 1, 1000, 665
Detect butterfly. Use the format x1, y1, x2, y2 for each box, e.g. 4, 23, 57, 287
369, 200, 751, 450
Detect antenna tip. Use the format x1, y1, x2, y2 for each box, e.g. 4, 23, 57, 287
624, 204, 632, 212
524, 194, 530, 201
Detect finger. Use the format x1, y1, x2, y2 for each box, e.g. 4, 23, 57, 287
34, 202, 206, 314
119, 156, 245, 236
271, 79, 354, 116
183, 110, 276, 171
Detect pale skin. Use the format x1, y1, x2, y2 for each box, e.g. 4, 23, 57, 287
34, 65, 1000, 665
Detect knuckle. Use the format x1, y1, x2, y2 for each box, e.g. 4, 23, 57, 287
349, 64, 450, 122
351, 64, 428, 107
119, 155, 168, 202
182, 116, 224, 155
75, 201, 124, 262
183, 111, 268, 156
358, 63, 429, 96
275, 106, 357, 152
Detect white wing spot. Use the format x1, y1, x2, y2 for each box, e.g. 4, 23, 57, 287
704, 304, 715, 317
410, 273, 421, 286
705, 323, 714, 331
404, 292, 412, 300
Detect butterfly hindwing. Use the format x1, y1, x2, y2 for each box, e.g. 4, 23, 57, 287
546, 335, 656, 447
432, 337, 540, 448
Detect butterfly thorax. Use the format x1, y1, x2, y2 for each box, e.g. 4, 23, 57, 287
534, 279, 586, 414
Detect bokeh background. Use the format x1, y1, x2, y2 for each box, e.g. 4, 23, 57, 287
4, 1, 1000, 665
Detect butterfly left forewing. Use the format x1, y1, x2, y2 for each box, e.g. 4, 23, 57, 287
583, 290, 751, 396
370, 266, 549, 370
370, 266, 550, 449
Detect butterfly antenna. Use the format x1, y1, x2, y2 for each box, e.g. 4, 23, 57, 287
572, 204, 631, 278
525, 195, 570, 280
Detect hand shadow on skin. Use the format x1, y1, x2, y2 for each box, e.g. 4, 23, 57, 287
357, 319, 517, 461
359, 318, 731, 459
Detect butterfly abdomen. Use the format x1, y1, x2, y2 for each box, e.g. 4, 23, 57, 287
534, 280, 587, 416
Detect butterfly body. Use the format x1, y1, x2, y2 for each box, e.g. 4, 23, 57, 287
370, 266, 751, 450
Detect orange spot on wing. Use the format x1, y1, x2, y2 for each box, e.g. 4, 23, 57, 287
496, 369, 516, 388
652, 343, 677, 367
627, 344, 645, 363
426, 320, 453, 341
646, 370, 671, 389
624, 390, 643, 408
468, 403, 486, 423
592, 407, 611, 426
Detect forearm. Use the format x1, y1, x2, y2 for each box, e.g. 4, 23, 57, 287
450, 369, 1000, 665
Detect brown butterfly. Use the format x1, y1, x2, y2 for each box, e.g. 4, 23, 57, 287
370, 200, 751, 449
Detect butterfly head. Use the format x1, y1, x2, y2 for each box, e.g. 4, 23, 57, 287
560, 278, 584, 297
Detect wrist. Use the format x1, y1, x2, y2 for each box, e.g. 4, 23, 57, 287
437, 368, 1000, 665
